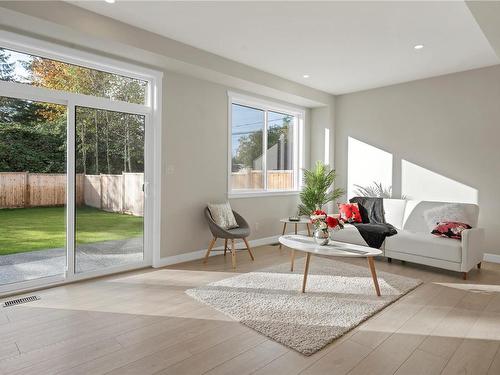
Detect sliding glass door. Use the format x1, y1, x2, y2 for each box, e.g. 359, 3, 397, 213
0, 33, 160, 293
0, 96, 67, 285
75, 107, 145, 273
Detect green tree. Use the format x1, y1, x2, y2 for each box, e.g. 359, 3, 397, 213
28, 55, 145, 174
0, 50, 146, 175
0, 118, 66, 173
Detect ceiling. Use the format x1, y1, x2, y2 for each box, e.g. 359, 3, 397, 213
71, 1, 499, 95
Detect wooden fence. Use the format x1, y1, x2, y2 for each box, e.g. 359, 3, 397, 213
231, 170, 294, 190
83, 173, 144, 216
0, 172, 143, 216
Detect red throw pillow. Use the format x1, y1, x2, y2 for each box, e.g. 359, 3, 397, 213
431, 221, 471, 240
338, 203, 362, 223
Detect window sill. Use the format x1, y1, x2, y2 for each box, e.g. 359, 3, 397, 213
228, 190, 301, 199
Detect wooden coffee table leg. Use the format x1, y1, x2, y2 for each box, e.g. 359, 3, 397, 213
290, 249, 295, 272
302, 253, 312, 293
279, 222, 287, 251
367, 256, 381, 296
306, 223, 311, 236
294, 223, 298, 234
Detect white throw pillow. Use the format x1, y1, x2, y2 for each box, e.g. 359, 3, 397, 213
207, 202, 239, 229
423, 204, 470, 231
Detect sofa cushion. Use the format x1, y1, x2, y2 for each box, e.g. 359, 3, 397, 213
382, 199, 407, 229
338, 203, 362, 223
385, 229, 462, 263
332, 224, 374, 248
403, 200, 479, 233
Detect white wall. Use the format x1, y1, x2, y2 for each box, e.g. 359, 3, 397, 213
310, 105, 335, 167
310, 104, 336, 213
335, 65, 500, 255
347, 137, 393, 199
163, 72, 312, 256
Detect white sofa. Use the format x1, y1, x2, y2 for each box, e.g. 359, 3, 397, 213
333, 199, 484, 278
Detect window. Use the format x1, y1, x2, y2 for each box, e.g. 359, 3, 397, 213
0, 47, 147, 104
229, 93, 304, 196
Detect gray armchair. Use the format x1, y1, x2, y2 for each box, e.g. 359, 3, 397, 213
204, 207, 254, 269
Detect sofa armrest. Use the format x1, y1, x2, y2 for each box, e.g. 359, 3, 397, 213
461, 227, 485, 272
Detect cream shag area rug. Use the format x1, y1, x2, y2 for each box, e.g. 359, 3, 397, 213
186, 257, 421, 355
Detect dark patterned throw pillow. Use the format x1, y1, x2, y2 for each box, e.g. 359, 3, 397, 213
431, 221, 471, 240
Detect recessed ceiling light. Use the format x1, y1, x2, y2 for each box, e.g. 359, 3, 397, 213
303, 74, 310, 79
414, 44, 424, 50
105, 0, 116, 3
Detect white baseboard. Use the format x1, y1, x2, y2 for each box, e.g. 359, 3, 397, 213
152, 231, 307, 268
483, 253, 500, 264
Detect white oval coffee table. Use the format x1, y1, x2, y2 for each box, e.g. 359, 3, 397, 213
279, 234, 383, 296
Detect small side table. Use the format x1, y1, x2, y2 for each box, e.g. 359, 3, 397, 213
279, 218, 311, 271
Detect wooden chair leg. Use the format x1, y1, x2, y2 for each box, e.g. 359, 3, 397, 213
204, 237, 217, 264
462, 272, 467, 280
231, 239, 237, 269
224, 239, 228, 256
243, 238, 255, 261
290, 249, 296, 272
477, 262, 482, 269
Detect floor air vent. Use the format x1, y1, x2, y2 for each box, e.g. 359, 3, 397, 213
3, 295, 40, 307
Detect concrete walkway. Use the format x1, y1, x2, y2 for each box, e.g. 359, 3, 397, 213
0, 237, 143, 285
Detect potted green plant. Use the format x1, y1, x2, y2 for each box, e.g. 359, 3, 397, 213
298, 161, 344, 216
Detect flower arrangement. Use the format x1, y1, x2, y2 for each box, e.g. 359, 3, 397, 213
310, 210, 344, 230
310, 210, 344, 245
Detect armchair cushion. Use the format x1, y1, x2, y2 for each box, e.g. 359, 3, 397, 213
207, 202, 239, 229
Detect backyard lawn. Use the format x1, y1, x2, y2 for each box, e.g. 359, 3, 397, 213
0, 206, 143, 255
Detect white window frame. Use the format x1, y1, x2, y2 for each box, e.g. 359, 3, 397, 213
0, 30, 163, 295
228, 91, 305, 198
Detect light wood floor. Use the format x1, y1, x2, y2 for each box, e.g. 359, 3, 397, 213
0, 245, 499, 375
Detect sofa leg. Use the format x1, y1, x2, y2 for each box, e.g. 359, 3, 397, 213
387, 257, 392, 263
462, 272, 467, 280
477, 262, 482, 269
